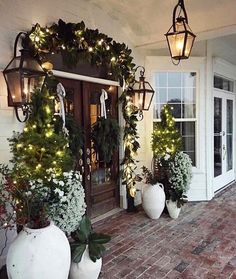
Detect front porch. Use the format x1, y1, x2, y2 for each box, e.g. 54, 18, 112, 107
94, 184, 236, 279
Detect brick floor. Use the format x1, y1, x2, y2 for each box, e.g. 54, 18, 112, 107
94, 184, 236, 279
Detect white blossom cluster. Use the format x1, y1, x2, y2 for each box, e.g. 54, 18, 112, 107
28, 179, 51, 199
168, 151, 192, 193
49, 171, 86, 235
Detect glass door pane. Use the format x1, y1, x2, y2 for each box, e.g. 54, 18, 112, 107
214, 97, 222, 177
226, 99, 233, 171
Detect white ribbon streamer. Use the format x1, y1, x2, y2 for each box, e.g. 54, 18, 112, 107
100, 89, 108, 119
56, 82, 66, 130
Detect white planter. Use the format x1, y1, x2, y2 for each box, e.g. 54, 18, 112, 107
7, 222, 70, 279
69, 246, 102, 279
166, 200, 181, 219
142, 183, 165, 219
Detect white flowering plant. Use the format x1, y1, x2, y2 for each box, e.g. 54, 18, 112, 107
48, 170, 86, 235
167, 151, 192, 207
0, 165, 86, 231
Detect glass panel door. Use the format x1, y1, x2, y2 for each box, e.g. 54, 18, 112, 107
214, 97, 222, 177
82, 82, 119, 218
226, 100, 233, 171
213, 91, 235, 192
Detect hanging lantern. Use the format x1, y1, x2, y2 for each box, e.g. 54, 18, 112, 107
165, 0, 196, 64
128, 66, 154, 120
3, 32, 47, 122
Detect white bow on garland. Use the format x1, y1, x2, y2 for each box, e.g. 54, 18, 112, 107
56, 82, 67, 131
100, 89, 108, 119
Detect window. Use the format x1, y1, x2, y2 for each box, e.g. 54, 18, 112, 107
214, 75, 234, 92
153, 72, 196, 165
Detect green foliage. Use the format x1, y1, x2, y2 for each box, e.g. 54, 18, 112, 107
55, 115, 84, 164
119, 90, 140, 194
169, 189, 188, 208
152, 104, 182, 158
139, 166, 159, 185
9, 83, 73, 182
91, 117, 120, 164
26, 19, 139, 197
168, 151, 192, 206
0, 77, 76, 228
27, 19, 135, 84
70, 215, 111, 263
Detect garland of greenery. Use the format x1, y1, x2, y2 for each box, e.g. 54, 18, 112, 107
25, 19, 139, 197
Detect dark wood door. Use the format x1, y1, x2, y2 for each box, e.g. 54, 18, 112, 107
57, 77, 119, 218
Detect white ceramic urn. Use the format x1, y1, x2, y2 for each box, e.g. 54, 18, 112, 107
166, 199, 181, 219
142, 183, 165, 219
69, 246, 102, 279
7, 222, 71, 279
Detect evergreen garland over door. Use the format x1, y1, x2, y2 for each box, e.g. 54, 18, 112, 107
58, 77, 119, 217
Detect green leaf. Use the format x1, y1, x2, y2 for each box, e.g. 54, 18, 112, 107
79, 215, 92, 239
90, 232, 111, 244
89, 242, 103, 262
71, 243, 86, 263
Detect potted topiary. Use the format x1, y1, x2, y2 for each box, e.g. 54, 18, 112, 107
69, 215, 111, 279
166, 151, 192, 219
0, 82, 87, 279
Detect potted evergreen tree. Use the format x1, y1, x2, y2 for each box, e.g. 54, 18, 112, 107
0, 80, 86, 279
151, 104, 182, 200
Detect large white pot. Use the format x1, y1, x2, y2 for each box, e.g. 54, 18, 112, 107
166, 200, 181, 219
142, 183, 165, 219
7, 222, 70, 279
69, 246, 102, 279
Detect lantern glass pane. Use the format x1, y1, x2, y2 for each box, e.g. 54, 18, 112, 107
6, 57, 21, 70
23, 76, 45, 102
22, 58, 45, 73
134, 92, 144, 110
184, 33, 195, 58
167, 32, 186, 59
143, 92, 153, 110
5, 71, 22, 103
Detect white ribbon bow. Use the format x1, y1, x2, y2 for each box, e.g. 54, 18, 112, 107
100, 89, 108, 119
56, 82, 66, 130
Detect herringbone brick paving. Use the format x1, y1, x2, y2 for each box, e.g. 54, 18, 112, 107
94, 184, 236, 279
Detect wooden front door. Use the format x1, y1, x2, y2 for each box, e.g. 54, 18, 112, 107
57, 77, 120, 218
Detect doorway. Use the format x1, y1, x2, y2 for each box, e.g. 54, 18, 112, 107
213, 90, 235, 192
57, 77, 120, 218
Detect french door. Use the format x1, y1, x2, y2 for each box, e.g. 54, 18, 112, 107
213, 90, 235, 191
57, 77, 120, 218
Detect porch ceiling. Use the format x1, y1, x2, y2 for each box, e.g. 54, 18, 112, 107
1, 0, 236, 68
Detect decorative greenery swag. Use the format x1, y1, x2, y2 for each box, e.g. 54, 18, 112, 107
25, 19, 139, 196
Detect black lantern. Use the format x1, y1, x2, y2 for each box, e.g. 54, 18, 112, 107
3, 32, 47, 122
128, 66, 154, 120
165, 0, 196, 64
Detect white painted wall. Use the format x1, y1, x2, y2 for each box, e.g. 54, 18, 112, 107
142, 56, 208, 201
0, 73, 23, 268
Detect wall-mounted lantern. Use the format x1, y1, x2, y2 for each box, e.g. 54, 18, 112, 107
128, 66, 154, 120
3, 32, 47, 122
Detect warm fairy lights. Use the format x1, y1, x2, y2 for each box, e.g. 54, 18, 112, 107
26, 19, 139, 200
